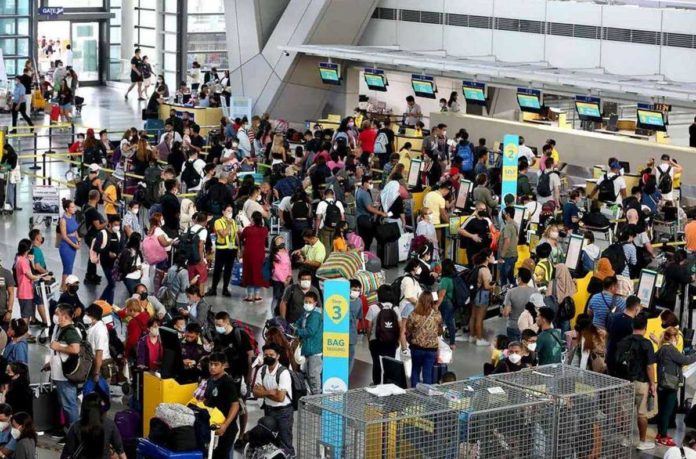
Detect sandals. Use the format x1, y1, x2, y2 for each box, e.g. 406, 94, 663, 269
253, 297, 263, 302
243, 298, 254, 302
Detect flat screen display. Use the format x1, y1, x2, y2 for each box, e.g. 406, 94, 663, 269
564, 234, 584, 271
455, 180, 473, 210
575, 101, 602, 122
412, 79, 436, 99
462, 81, 486, 105
637, 109, 666, 131
407, 159, 422, 188
637, 269, 658, 307
517, 93, 541, 113
319, 62, 340, 85
364, 72, 387, 91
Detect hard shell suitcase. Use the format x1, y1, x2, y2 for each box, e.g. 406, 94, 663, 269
31, 380, 60, 432
432, 363, 449, 383
49, 104, 60, 123
378, 239, 399, 268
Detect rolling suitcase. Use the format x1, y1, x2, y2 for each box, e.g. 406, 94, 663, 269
378, 239, 399, 268
432, 363, 448, 384
49, 104, 60, 123
31, 377, 60, 432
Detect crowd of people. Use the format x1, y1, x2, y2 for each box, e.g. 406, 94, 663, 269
3, 88, 696, 458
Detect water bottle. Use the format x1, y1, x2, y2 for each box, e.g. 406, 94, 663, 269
647, 393, 655, 412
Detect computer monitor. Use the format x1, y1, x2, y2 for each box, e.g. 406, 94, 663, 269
564, 233, 584, 272
516, 91, 542, 114
319, 62, 341, 86
159, 326, 184, 380
364, 70, 387, 92
575, 96, 602, 123
462, 81, 486, 105
637, 269, 658, 310
411, 75, 436, 99
636, 109, 666, 132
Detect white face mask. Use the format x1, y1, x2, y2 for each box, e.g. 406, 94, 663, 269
367, 184, 373, 190
83, 316, 93, 326
112, 226, 120, 233
350, 290, 360, 300
347, 122, 354, 128
527, 342, 537, 352
150, 328, 160, 338
224, 211, 233, 219
10, 428, 19, 440
300, 280, 311, 290
132, 208, 139, 215
52, 314, 60, 325
304, 303, 315, 312
508, 353, 522, 364
414, 267, 422, 276
326, 198, 334, 203
215, 325, 226, 334
549, 231, 559, 239
0, 422, 9, 431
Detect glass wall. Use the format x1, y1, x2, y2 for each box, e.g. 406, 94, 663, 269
0, 0, 32, 81
108, 0, 123, 81
185, 3, 228, 71
134, 0, 157, 72
161, 0, 178, 90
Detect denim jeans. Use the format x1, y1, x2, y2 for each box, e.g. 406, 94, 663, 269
440, 299, 457, 345
264, 405, 295, 456
305, 354, 323, 395
246, 286, 260, 298
657, 388, 678, 437
55, 380, 79, 426
99, 261, 115, 304
410, 347, 437, 387
500, 257, 518, 286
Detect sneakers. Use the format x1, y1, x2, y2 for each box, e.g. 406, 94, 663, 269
636, 440, 655, 451
655, 435, 676, 447
476, 339, 490, 347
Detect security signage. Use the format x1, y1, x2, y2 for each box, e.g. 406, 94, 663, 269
501, 134, 519, 202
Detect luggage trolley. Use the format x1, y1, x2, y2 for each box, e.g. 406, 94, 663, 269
583, 224, 613, 252
34, 279, 58, 343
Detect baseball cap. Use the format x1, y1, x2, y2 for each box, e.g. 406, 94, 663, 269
66, 275, 80, 285
88, 163, 101, 173
529, 293, 545, 309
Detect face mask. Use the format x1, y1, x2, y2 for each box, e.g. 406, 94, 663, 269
527, 343, 537, 352
326, 198, 334, 203
224, 211, 233, 219
549, 231, 559, 239
132, 208, 139, 214
52, 315, 59, 326
68, 285, 78, 294
440, 103, 446, 108
112, 226, 120, 233
257, 196, 263, 203
508, 353, 522, 364
150, 328, 159, 338
10, 428, 19, 440
263, 356, 276, 366
139, 292, 148, 301
83, 316, 93, 326
276, 243, 286, 250
304, 303, 315, 312
477, 211, 486, 218
175, 325, 185, 333
347, 122, 354, 128
300, 280, 311, 290
350, 290, 360, 300
160, 218, 165, 226
661, 323, 668, 329
367, 184, 374, 190
215, 325, 226, 334
414, 267, 423, 276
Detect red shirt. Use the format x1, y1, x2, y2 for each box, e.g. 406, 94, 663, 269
358, 128, 378, 153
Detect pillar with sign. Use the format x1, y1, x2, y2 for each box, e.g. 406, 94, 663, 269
321, 279, 350, 453
501, 134, 520, 202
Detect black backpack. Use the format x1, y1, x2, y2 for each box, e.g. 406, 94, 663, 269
601, 243, 627, 276
451, 271, 470, 310
598, 173, 619, 202
658, 166, 673, 194
181, 161, 200, 189
260, 365, 307, 411
143, 165, 162, 208
178, 227, 205, 264
465, 266, 482, 303
74, 178, 91, 207
375, 304, 400, 344
322, 200, 341, 229
614, 335, 644, 381
537, 171, 553, 197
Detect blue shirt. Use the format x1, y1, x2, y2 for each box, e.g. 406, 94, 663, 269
12, 84, 26, 104
355, 188, 373, 219
588, 292, 626, 329
0, 427, 16, 451
562, 202, 580, 230
3, 339, 28, 365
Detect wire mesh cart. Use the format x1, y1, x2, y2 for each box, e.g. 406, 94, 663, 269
491, 364, 635, 459
431, 377, 555, 459
297, 388, 460, 459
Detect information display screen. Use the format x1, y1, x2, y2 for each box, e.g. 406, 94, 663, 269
412, 79, 435, 98
517, 93, 541, 113
575, 101, 602, 122
462, 81, 486, 105
319, 62, 340, 85
637, 109, 666, 131
364, 72, 387, 91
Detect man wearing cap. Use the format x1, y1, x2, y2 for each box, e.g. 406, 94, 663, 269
103, 168, 124, 219
590, 159, 626, 205
86, 163, 104, 195
57, 275, 84, 319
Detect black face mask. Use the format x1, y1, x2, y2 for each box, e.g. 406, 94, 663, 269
139, 292, 148, 301
68, 285, 79, 294
263, 356, 276, 366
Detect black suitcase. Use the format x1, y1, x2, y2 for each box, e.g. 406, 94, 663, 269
432, 363, 448, 383
31, 382, 60, 432
379, 239, 399, 268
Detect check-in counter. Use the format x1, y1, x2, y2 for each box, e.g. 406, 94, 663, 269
395, 135, 423, 153
159, 103, 223, 136
430, 112, 696, 183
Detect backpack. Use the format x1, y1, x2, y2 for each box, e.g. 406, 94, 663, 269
465, 266, 482, 303
375, 303, 400, 344
178, 227, 205, 264
457, 142, 474, 172
74, 179, 91, 207
537, 171, 554, 198
451, 271, 470, 310
59, 326, 95, 384
374, 131, 389, 154
231, 320, 259, 356
598, 173, 619, 202
658, 166, 673, 194
614, 336, 644, 381
76, 205, 91, 239
260, 365, 307, 411
181, 161, 201, 189
143, 232, 168, 265
111, 250, 131, 282
601, 243, 627, 276
322, 200, 341, 229
143, 165, 162, 208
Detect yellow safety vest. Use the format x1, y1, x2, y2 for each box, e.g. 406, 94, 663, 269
215, 217, 237, 250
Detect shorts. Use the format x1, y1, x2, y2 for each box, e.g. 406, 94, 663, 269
188, 261, 208, 285
130, 73, 143, 83
634, 381, 657, 418
18, 299, 34, 319
59, 103, 72, 111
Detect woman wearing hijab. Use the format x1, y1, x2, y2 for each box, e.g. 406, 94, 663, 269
548, 263, 577, 333
587, 258, 614, 303
380, 175, 406, 234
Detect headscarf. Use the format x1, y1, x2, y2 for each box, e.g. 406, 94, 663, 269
380, 179, 400, 214
595, 258, 615, 281
551, 263, 577, 303
179, 198, 196, 232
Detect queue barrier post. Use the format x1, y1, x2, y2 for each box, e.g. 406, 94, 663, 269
29, 131, 40, 170
46, 125, 55, 154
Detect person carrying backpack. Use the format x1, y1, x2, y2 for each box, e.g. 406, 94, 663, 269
180, 212, 208, 292
656, 154, 682, 204
614, 313, 657, 451
315, 188, 344, 257
293, 291, 323, 395
536, 157, 561, 205
590, 160, 626, 204
456, 132, 475, 180
180, 150, 205, 191
366, 284, 402, 385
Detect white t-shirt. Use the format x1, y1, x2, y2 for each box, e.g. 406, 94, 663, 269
87, 320, 111, 361
365, 302, 401, 341
656, 163, 675, 201
537, 171, 561, 204
243, 199, 264, 221
159, 131, 183, 145
596, 172, 626, 204
65, 49, 73, 67
664, 447, 696, 459
254, 364, 292, 407
182, 158, 207, 191
278, 196, 292, 213
315, 200, 345, 229
524, 200, 542, 224
153, 227, 172, 252
399, 275, 422, 310
518, 145, 535, 165
189, 224, 208, 250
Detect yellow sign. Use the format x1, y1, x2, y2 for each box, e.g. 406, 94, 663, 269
325, 294, 348, 325
0, 131, 4, 163
504, 142, 517, 161
323, 332, 349, 358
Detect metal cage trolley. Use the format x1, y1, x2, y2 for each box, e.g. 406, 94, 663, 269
491, 364, 635, 459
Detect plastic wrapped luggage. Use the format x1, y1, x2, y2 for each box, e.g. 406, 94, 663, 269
315, 250, 362, 280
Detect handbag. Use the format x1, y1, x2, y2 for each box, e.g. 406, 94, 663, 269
375, 220, 400, 243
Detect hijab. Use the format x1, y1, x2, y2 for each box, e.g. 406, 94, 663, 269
595, 258, 615, 281
551, 263, 577, 303
380, 180, 400, 214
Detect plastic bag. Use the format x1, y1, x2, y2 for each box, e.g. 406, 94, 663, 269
396, 347, 412, 379
437, 337, 453, 364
